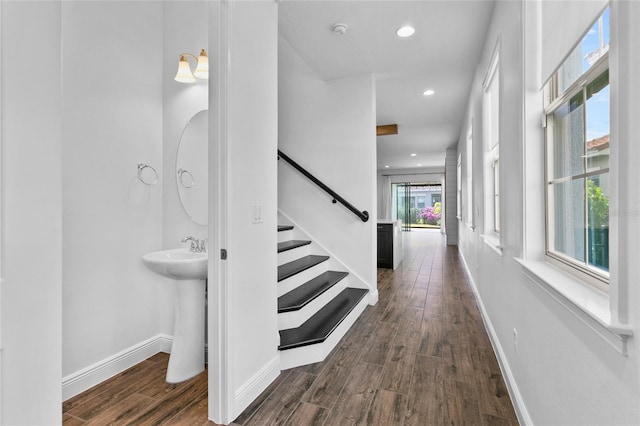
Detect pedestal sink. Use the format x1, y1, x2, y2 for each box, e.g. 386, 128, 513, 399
142, 248, 207, 383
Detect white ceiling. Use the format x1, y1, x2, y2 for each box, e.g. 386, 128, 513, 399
278, 0, 495, 171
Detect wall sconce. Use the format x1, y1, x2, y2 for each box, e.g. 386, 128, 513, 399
174, 49, 209, 83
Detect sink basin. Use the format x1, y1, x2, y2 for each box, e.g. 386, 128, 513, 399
142, 248, 207, 280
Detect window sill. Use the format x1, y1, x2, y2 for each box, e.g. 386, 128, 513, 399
481, 233, 503, 256
515, 258, 633, 355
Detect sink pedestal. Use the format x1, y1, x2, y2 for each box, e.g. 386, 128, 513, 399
141, 248, 208, 383
166, 279, 205, 383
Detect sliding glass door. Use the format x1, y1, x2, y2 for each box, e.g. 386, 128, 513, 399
391, 182, 442, 231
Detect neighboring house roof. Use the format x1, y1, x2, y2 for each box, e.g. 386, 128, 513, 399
587, 135, 609, 152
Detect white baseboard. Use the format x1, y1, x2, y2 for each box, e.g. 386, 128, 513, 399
62, 334, 173, 401
458, 253, 533, 426
368, 289, 379, 306
233, 355, 280, 419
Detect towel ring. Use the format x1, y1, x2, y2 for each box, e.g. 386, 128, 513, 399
178, 168, 195, 188
138, 163, 158, 186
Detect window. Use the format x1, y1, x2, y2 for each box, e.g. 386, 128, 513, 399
544, 8, 610, 286
466, 120, 474, 228
493, 146, 500, 232
483, 42, 500, 243
456, 155, 462, 219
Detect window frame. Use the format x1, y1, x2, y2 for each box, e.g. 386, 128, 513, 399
544, 48, 610, 290
466, 119, 475, 229
482, 38, 501, 250
456, 155, 462, 220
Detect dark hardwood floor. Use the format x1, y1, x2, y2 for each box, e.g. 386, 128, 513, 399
63, 229, 518, 425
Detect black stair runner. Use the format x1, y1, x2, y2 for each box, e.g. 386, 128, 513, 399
277, 240, 311, 253
278, 288, 368, 350
278, 255, 329, 282
278, 271, 349, 313
278, 225, 294, 232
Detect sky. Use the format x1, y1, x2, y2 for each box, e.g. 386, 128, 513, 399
582, 8, 610, 142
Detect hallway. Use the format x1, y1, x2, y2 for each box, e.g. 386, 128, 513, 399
234, 229, 518, 425
62, 230, 518, 425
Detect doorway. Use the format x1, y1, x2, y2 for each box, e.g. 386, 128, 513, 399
391, 182, 442, 231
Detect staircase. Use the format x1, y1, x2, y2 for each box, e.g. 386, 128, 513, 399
277, 223, 369, 369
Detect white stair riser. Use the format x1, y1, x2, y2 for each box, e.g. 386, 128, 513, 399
277, 230, 294, 243
279, 294, 370, 370
278, 280, 348, 330
277, 245, 311, 266
278, 262, 328, 297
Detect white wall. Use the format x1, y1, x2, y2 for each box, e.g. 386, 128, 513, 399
207, 1, 280, 422
62, 0, 173, 383
457, 1, 640, 424
279, 36, 377, 289
1, 1, 63, 423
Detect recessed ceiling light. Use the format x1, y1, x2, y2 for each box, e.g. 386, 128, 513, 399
417, 164, 422, 166
331, 23, 348, 36
396, 26, 415, 38
384, 165, 390, 168
423, 89, 435, 96
410, 153, 417, 157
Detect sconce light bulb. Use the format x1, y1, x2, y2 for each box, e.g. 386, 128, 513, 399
174, 55, 196, 83
194, 49, 209, 79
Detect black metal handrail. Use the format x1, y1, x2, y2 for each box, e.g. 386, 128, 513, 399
278, 150, 369, 222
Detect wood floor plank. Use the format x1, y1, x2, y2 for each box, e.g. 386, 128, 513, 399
380, 286, 414, 324
482, 413, 520, 426
477, 371, 519, 420
301, 335, 365, 408
439, 336, 475, 383
146, 351, 170, 364
137, 364, 188, 400
367, 389, 408, 425
283, 402, 328, 426
358, 320, 398, 366
125, 370, 208, 426
417, 316, 443, 358
405, 355, 444, 426
379, 308, 422, 394
163, 387, 208, 425
84, 393, 155, 425
62, 413, 86, 425
245, 370, 316, 425
443, 379, 483, 425
414, 274, 430, 289
322, 362, 383, 426
424, 294, 443, 318
427, 281, 443, 296
65, 361, 164, 420
408, 287, 428, 308
234, 370, 293, 424
63, 360, 156, 414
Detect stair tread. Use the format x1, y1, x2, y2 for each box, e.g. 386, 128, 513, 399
278, 225, 294, 232
278, 271, 349, 313
278, 240, 312, 253
278, 255, 329, 282
279, 288, 368, 350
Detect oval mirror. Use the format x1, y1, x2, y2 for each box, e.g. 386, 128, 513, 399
176, 110, 208, 225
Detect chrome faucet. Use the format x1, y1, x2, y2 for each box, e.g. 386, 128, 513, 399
182, 236, 206, 253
